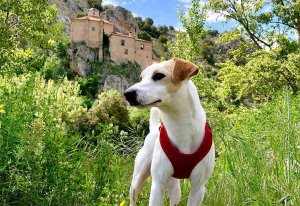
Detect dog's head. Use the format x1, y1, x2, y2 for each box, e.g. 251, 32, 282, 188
124, 58, 198, 108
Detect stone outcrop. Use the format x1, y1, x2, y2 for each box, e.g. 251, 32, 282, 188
67, 42, 98, 76
100, 6, 140, 37
49, 0, 89, 33
102, 75, 132, 93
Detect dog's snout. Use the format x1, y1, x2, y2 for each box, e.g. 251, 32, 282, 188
124, 90, 140, 106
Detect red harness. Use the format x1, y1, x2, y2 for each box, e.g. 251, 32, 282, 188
159, 122, 213, 179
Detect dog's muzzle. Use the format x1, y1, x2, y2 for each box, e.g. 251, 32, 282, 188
124, 90, 140, 106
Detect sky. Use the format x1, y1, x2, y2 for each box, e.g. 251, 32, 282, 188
102, 0, 235, 33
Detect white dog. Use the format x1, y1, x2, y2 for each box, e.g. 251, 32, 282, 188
124, 58, 215, 206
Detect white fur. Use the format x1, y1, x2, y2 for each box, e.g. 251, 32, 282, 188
127, 59, 215, 206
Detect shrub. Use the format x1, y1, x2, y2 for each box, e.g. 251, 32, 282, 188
79, 90, 129, 134
159, 36, 168, 44
0, 73, 134, 205
76, 74, 101, 98
138, 31, 152, 41
76, 12, 87, 18
128, 107, 150, 132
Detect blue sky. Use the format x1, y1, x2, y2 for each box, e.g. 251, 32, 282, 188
102, 0, 235, 33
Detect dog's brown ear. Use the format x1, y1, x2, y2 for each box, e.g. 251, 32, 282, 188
172, 57, 198, 83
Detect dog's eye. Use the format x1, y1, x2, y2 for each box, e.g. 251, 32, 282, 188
152, 73, 165, 81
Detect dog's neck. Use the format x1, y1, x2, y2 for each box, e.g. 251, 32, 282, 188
159, 80, 206, 154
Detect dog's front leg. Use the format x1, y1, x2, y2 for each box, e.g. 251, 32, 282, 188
129, 146, 151, 206
149, 144, 173, 206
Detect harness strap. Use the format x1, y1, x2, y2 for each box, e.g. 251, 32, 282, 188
159, 122, 213, 179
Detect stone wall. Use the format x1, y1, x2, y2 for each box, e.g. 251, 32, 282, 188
102, 75, 132, 93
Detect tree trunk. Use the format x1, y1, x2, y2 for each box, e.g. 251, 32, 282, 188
296, 28, 300, 43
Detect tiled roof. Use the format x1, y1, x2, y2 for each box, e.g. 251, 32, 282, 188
75, 16, 113, 25
109, 32, 152, 43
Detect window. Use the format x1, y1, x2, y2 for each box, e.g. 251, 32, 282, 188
92, 27, 95, 32
93, 12, 95, 15
125, 49, 128, 54
146, 56, 148, 58
121, 40, 125, 46
140, 44, 144, 50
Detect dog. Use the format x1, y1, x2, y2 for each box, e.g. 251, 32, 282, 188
124, 58, 215, 206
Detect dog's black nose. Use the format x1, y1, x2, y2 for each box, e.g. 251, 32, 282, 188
124, 90, 140, 106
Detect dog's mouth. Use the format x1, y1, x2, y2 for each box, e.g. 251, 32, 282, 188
137, 100, 162, 108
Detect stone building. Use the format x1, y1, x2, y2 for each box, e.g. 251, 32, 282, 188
71, 8, 152, 68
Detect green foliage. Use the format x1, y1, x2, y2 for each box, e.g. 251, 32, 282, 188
76, 74, 101, 98
169, 25, 175, 31
159, 36, 168, 44
168, 0, 207, 62
138, 31, 152, 41
128, 107, 150, 136
0, 74, 138, 205
76, 12, 87, 18
89, 90, 129, 129
158, 25, 169, 35
0, 1, 68, 76
144, 17, 154, 27
135, 16, 144, 28
88, 0, 103, 11
142, 24, 160, 39
102, 4, 115, 11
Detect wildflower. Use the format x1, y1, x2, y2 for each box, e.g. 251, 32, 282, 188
119, 200, 126, 206
0, 105, 5, 113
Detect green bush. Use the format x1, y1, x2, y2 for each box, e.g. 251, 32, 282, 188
128, 107, 150, 133
78, 90, 129, 134
159, 36, 168, 44
138, 31, 152, 41
0, 73, 132, 205
76, 12, 87, 18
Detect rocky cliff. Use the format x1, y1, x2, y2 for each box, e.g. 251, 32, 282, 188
50, 1, 140, 92
49, 0, 89, 33
100, 6, 139, 37
49, 1, 139, 37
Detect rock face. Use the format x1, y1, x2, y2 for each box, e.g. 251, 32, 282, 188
102, 75, 132, 93
67, 42, 98, 76
100, 6, 140, 37
49, 0, 89, 33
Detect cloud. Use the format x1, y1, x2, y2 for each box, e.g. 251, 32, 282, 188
178, 0, 191, 3
132, 12, 144, 18
102, 0, 141, 6
206, 12, 226, 22
174, 22, 186, 31
102, 0, 119, 6
121, 0, 137, 5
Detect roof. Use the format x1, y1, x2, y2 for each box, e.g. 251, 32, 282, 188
109, 32, 152, 43
89, 8, 99, 12
74, 16, 113, 25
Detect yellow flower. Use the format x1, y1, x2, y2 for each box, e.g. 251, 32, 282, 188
0, 105, 5, 114
119, 200, 126, 206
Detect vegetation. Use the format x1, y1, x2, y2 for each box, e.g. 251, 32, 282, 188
0, 0, 299, 205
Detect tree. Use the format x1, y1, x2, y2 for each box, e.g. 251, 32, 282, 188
88, 0, 103, 11
144, 17, 154, 27
168, 0, 207, 62
135, 16, 144, 29
272, 0, 300, 41
159, 36, 168, 44
0, 0, 66, 75
138, 31, 152, 41
169, 26, 175, 31
159, 25, 169, 34
207, 0, 300, 48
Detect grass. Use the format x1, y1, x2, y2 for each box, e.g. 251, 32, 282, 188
130, 92, 300, 206
0, 73, 299, 205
